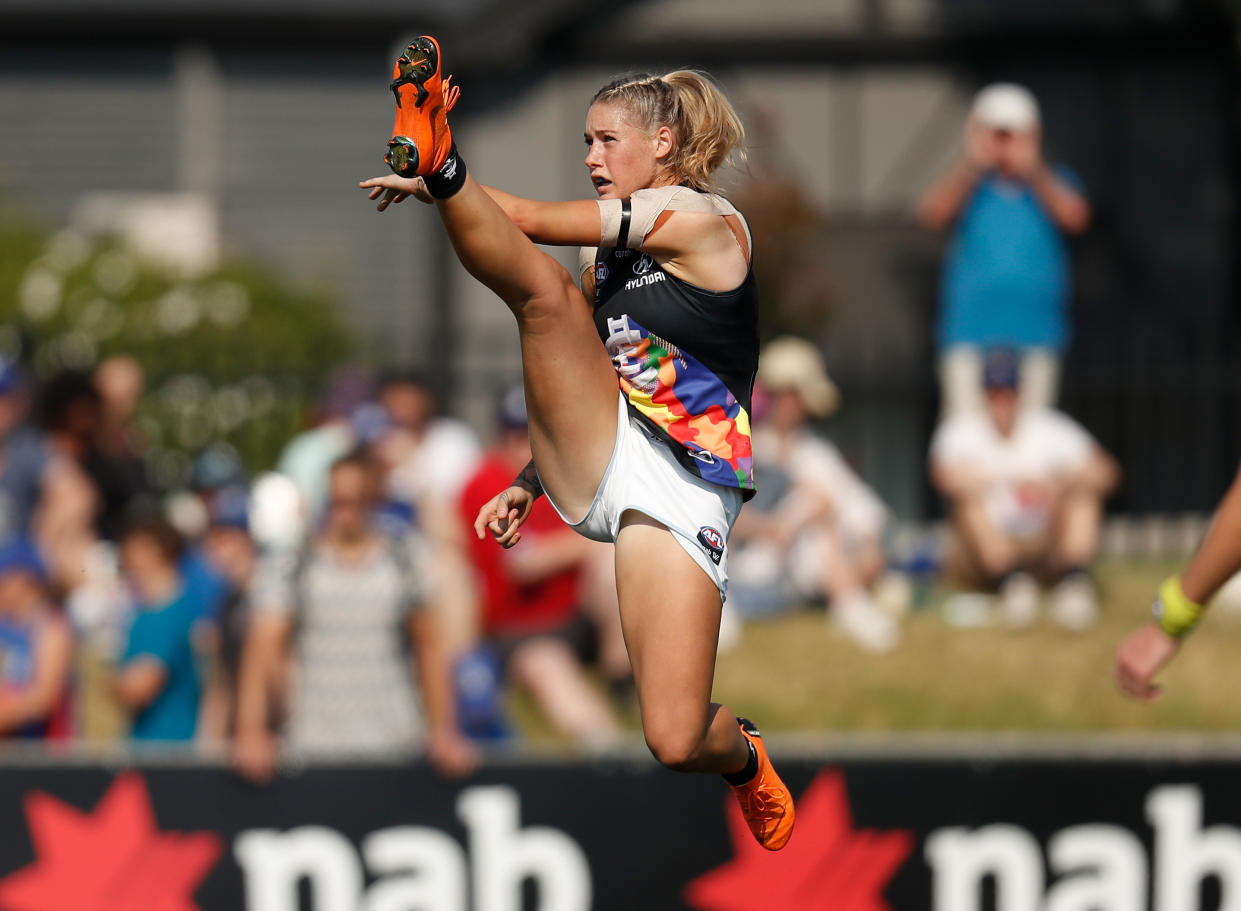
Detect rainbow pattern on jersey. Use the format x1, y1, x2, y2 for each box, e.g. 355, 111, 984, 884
603, 314, 754, 492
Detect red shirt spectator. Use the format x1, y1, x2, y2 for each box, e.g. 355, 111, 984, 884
460, 457, 580, 637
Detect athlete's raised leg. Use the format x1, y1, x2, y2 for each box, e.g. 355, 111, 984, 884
379, 36, 617, 516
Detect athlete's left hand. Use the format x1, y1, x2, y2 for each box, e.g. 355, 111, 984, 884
473, 485, 536, 549
428, 728, 479, 778
359, 175, 433, 210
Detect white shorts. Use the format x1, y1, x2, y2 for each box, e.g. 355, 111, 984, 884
542, 393, 743, 598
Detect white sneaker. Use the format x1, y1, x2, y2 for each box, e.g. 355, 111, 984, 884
1050, 573, 1099, 631
999, 572, 1041, 629
833, 592, 899, 653
874, 570, 914, 618
942, 592, 996, 628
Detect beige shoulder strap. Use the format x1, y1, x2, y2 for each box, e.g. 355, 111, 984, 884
598, 186, 751, 264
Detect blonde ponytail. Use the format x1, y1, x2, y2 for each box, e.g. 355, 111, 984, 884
590, 69, 746, 192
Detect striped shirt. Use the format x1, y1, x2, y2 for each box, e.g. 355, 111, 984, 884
252, 530, 429, 755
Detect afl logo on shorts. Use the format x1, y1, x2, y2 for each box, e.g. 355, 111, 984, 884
697, 526, 725, 565
632, 253, 654, 275
595, 263, 609, 283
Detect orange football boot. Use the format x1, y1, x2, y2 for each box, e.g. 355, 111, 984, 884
385, 35, 460, 178
730, 717, 796, 851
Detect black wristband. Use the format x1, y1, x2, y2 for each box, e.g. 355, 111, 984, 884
423, 144, 467, 199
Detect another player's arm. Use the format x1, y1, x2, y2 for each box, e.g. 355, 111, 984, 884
1116, 458, 1241, 700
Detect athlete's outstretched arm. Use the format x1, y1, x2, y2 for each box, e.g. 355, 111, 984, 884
1116, 457, 1241, 700
360, 174, 601, 246
479, 185, 602, 246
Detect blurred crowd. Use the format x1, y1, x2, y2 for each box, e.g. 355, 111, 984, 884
0, 81, 1125, 764
0, 356, 634, 775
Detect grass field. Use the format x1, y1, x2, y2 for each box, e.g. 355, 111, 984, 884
512, 560, 1241, 742
713, 560, 1241, 733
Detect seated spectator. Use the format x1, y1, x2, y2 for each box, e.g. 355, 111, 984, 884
729, 338, 898, 653
111, 517, 205, 742
459, 388, 625, 748
233, 450, 475, 781
0, 539, 73, 739
930, 349, 1119, 628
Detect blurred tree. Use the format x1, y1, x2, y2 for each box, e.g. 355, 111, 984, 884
0, 213, 355, 488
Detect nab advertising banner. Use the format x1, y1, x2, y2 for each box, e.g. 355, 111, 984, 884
1, 752, 1240, 910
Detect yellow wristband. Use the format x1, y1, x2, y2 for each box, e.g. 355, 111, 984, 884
1153, 575, 1203, 639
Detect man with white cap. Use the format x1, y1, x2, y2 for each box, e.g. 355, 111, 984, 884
918, 82, 1091, 418
728, 338, 898, 653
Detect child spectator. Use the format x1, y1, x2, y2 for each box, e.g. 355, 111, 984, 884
0, 539, 73, 739
112, 517, 204, 742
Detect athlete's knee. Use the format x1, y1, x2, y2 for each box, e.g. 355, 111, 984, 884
643, 719, 708, 772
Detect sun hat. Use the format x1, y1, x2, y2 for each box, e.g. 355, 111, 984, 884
757, 337, 841, 418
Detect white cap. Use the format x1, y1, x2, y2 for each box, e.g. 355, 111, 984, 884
971, 83, 1040, 132
758, 337, 840, 418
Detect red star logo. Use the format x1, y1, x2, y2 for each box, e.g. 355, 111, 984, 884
684, 768, 914, 911
0, 772, 222, 911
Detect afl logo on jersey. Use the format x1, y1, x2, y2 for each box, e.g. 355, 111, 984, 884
632, 253, 654, 275
697, 526, 725, 565
595, 263, 610, 283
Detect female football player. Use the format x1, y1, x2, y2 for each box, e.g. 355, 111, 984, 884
360, 37, 793, 849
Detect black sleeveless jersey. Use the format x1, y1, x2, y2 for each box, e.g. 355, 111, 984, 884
590, 229, 759, 498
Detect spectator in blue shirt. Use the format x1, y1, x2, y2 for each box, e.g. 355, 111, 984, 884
918, 83, 1091, 418
112, 517, 204, 742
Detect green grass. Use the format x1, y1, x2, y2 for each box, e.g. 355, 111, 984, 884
714, 560, 1241, 733
509, 561, 1241, 742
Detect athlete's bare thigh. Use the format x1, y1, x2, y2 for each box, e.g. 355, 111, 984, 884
513, 254, 619, 520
